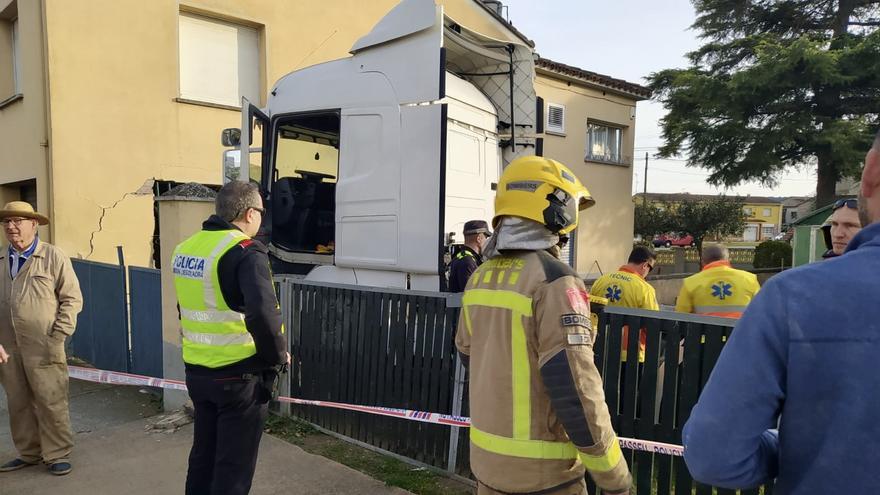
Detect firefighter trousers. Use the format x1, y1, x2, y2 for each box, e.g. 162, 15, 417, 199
184, 372, 269, 495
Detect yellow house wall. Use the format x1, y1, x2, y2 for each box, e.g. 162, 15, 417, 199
40, 0, 528, 267
0, 0, 51, 242
744, 203, 783, 226
536, 72, 638, 276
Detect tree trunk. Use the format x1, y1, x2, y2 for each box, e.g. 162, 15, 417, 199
816, 153, 840, 208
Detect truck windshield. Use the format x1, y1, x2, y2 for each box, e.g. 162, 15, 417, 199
269, 111, 340, 254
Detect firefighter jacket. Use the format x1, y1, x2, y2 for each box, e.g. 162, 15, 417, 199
589, 266, 658, 362
455, 250, 632, 494
675, 260, 760, 318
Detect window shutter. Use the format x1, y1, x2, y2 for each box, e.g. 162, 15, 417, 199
547, 103, 565, 134
178, 13, 259, 107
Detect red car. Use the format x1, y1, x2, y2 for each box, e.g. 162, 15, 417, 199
652, 234, 695, 248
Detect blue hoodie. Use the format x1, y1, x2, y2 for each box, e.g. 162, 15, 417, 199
682, 221, 880, 493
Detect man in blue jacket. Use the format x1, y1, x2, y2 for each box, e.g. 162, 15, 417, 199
682, 130, 880, 494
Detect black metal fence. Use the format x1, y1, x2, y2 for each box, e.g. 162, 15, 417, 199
278, 278, 774, 494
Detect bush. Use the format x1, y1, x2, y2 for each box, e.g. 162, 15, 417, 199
753, 240, 792, 269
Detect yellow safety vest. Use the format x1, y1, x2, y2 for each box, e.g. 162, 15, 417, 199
173, 229, 257, 368
675, 260, 760, 318
589, 266, 659, 362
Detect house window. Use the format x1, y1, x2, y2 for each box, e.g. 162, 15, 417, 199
791, 211, 798, 220
546, 103, 565, 134
586, 122, 625, 165
178, 12, 260, 107
560, 230, 576, 268
762, 208, 771, 217
0, 1, 20, 99
743, 207, 753, 216
762, 226, 774, 238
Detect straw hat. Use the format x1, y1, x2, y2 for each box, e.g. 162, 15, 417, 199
0, 201, 49, 225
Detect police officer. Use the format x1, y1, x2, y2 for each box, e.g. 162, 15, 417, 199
448, 220, 491, 293
456, 156, 632, 495
675, 244, 759, 318
172, 181, 289, 495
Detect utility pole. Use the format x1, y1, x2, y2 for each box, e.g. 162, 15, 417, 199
643, 152, 649, 206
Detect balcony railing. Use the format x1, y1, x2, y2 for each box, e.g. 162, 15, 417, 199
585, 152, 632, 166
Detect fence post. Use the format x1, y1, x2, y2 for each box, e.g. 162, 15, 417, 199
447, 354, 466, 473
278, 278, 291, 416
117, 246, 132, 372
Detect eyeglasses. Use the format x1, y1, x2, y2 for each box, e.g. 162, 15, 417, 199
249, 207, 266, 215
646, 262, 655, 273
832, 199, 857, 211
0, 218, 30, 227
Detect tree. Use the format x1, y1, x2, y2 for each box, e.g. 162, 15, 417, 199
649, 0, 880, 207
634, 201, 675, 239
671, 196, 747, 251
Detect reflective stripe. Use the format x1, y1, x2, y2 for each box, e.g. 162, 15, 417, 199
482, 270, 494, 284
471, 427, 578, 460
464, 306, 473, 335
511, 312, 530, 439
694, 305, 746, 316
182, 330, 255, 346
181, 308, 245, 324
203, 230, 248, 309
508, 271, 520, 285
462, 289, 533, 317
578, 441, 623, 473
496, 270, 506, 285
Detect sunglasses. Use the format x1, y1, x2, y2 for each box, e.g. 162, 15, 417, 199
249, 206, 266, 215
646, 262, 655, 273
832, 199, 857, 211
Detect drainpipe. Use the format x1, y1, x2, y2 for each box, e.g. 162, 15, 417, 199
38, 0, 54, 244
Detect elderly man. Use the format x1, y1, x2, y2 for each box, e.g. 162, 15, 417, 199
0, 201, 82, 476
821, 198, 862, 258
675, 244, 759, 318
682, 131, 880, 493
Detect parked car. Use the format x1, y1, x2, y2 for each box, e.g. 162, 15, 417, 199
652, 234, 696, 248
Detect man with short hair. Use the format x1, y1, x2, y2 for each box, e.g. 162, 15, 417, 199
675, 244, 759, 318
589, 246, 659, 362
0, 201, 82, 476
173, 181, 289, 495
447, 220, 491, 293
682, 131, 880, 493
821, 198, 862, 258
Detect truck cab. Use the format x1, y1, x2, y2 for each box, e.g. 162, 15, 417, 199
222, 0, 539, 291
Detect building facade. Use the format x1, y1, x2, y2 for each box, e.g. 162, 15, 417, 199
2, 0, 645, 278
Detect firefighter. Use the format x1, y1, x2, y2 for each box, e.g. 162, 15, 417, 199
172, 181, 289, 495
448, 220, 492, 293
675, 244, 759, 318
455, 156, 632, 495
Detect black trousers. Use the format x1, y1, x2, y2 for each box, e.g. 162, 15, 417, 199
185, 373, 269, 495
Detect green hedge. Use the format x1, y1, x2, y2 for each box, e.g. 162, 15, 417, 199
753, 240, 792, 269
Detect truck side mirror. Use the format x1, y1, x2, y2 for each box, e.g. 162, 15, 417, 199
221, 128, 241, 147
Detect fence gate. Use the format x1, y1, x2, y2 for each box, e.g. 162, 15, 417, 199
128, 266, 163, 377
70, 259, 129, 372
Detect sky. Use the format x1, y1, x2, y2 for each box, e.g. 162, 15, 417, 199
501, 0, 817, 198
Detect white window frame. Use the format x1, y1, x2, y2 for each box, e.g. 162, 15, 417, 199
177, 12, 260, 108
546, 103, 565, 135
762, 208, 771, 217
585, 121, 626, 165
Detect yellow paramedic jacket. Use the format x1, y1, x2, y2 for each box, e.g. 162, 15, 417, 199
589, 266, 659, 362
455, 250, 632, 494
675, 260, 760, 318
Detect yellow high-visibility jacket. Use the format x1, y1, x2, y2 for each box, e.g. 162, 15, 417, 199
675, 260, 760, 318
589, 266, 659, 362
456, 250, 632, 494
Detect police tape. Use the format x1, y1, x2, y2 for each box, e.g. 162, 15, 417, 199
67, 365, 684, 457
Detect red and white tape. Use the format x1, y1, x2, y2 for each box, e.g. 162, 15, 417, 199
67, 365, 683, 457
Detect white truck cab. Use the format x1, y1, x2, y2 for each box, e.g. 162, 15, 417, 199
222, 0, 540, 290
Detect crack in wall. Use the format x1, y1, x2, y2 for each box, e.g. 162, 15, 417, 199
85, 179, 155, 260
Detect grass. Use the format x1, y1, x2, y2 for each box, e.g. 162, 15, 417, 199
264, 415, 472, 495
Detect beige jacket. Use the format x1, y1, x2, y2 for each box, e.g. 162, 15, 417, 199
0, 241, 83, 357
456, 249, 631, 494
